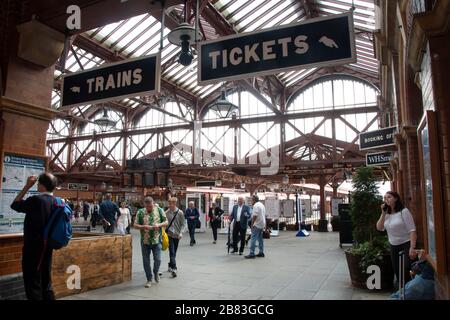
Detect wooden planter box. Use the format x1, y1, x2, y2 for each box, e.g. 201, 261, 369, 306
0, 232, 132, 299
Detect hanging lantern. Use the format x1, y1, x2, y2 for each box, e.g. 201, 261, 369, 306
94, 108, 117, 132
209, 88, 239, 118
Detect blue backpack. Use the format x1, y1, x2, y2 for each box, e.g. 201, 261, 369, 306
44, 197, 73, 250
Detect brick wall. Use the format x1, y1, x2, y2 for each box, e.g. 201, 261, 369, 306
4, 56, 54, 108
1, 111, 49, 156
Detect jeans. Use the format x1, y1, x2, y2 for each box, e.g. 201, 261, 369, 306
390, 241, 412, 285
141, 242, 162, 281
22, 246, 55, 300
188, 223, 196, 244
249, 227, 264, 256
168, 237, 180, 270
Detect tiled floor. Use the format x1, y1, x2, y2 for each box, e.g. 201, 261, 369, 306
61, 229, 390, 300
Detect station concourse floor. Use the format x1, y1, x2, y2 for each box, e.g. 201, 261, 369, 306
62, 229, 390, 300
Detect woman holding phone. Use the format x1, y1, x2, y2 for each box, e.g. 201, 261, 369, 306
376, 191, 418, 285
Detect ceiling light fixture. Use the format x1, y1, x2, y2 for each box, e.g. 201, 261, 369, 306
94, 108, 117, 132
209, 87, 239, 118
167, 0, 202, 66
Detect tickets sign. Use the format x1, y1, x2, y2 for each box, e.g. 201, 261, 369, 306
198, 12, 356, 84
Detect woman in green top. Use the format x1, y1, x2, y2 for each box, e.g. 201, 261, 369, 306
134, 196, 168, 288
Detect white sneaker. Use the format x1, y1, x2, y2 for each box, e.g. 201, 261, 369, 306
155, 273, 160, 283
168, 267, 173, 273
145, 281, 152, 288
171, 270, 177, 278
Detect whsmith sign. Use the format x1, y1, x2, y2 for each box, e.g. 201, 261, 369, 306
61, 54, 160, 108
198, 12, 356, 85
359, 126, 397, 150
366, 152, 393, 167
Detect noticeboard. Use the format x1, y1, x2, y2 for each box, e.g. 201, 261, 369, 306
0, 154, 46, 234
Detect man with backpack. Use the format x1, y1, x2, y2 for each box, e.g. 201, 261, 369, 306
165, 197, 186, 278
10, 173, 61, 300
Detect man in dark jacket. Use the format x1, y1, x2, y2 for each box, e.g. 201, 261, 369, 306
230, 197, 251, 255
184, 201, 199, 246
98, 193, 120, 233
10, 173, 58, 300
82, 201, 90, 221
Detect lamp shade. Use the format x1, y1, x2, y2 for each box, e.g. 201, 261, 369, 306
209, 89, 238, 118
94, 108, 117, 132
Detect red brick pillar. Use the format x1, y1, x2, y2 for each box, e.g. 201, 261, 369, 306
0, 15, 60, 189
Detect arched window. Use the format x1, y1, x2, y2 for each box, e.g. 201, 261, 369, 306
288, 75, 378, 112
286, 76, 379, 143
134, 101, 192, 128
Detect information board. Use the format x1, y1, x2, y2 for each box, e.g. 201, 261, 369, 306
282, 200, 295, 217
265, 198, 280, 219
0, 154, 46, 234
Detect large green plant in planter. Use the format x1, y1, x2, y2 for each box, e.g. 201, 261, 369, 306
345, 167, 393, 289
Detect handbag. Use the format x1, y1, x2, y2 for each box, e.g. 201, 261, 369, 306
196, 219, 201, 229
263, 228, 271, 239
162, 210, 179, 251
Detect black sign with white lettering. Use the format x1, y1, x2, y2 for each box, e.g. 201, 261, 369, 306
366, 152, 393, 167
61, 54, 160, 108
359, 127, 397, 150
198, 12, 356, 85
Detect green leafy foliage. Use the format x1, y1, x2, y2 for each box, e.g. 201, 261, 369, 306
347, 167, 390, 271
350, 167, 383, 244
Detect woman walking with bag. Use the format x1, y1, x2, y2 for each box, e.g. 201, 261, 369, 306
376, 191, 418, 286
165, 197, 186, 278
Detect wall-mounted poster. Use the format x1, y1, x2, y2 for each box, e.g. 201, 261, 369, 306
418, 111, 445, 274
0, 154, 46, 234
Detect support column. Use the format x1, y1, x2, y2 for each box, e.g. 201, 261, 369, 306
318, 175, 328, 232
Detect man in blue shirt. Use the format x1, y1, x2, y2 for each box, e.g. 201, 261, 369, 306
98, 193, 121, 233
184, 201, 199, 246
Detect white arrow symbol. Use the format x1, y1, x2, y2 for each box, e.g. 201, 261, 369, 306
319, 36, 339, 48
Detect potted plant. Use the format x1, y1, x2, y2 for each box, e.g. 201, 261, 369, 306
344, 167, 394, 290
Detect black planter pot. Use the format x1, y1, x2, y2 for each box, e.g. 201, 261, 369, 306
345, 251, 394, 290
330, 217, 340, 231
318, 219, 328, 232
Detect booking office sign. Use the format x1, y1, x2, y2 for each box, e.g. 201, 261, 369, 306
61, 53, 161, 108
198, 12, 356, 85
